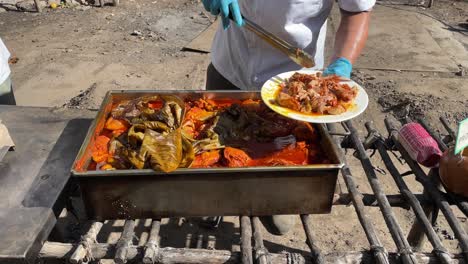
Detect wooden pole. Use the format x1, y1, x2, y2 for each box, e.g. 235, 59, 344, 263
240, 216, 253, 264
300, 214, 324, 264
366, 122, 452, 264
385, 117, 468, 262
115, 220, 135, 264
327, 123, 390, 264
39, 242, 467, 264
33, 0, 42, 12
143, 219, 161, 264
70, 221, 103, 264
422, 118, 468, 217
252, 217, 269, 264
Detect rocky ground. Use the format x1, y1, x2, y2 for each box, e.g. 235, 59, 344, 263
0, 0, 467, 261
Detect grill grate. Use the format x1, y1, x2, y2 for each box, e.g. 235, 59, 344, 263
38, 117, 468, 264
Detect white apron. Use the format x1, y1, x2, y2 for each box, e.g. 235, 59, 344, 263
211, 0, 375, 90
0, 38, 10, 85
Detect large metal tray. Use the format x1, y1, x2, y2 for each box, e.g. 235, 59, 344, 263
71, 90, 344, 220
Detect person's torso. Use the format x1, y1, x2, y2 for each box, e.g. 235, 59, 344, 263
211, 0, 332, 90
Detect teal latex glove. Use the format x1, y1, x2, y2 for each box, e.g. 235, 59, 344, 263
323, 57, 352, 79
202, 0, 244, 30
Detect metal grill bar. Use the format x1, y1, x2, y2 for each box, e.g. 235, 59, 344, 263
385, 117, 468, 262
365, 122, 452, 264
345, 121, 418, 264
327, 123, 390, 264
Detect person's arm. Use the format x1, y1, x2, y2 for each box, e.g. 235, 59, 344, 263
323, 7, 373, 78
332, 10, 371, 64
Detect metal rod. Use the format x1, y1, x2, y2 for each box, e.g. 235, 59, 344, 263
344, 120, 417, 264
40, 242, 468, 263
300, 215, 324, 264
365, 122, 452, 264
327, 123, 390, 264
115, 220, 136, 264
240, 216, 253, 264
385, 117, 468, 262
143, 219, 161, 264
252, 217, 269, 264
70, 221, 103, 264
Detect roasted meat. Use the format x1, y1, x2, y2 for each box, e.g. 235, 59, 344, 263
276, 72, 357, 115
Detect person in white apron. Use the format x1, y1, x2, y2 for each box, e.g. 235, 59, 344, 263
204, 0, 374, 90
202, 0, 375, 234
0, 37, 15, 105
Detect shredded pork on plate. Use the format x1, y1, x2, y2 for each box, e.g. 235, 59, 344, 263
276, 72, 358, 115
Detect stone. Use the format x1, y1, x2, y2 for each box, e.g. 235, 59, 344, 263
15, 0, 36, 11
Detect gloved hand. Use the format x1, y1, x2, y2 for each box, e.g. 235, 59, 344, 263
323, 57, 352, 79
202, 0, 244, 30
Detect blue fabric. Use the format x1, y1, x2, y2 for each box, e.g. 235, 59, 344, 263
323, 57, 352, 79
202, 0, 244, 29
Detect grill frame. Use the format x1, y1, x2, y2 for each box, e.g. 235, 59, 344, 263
38, 115, 468, 264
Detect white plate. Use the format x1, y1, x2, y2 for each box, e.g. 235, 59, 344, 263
261, 70, 369, 123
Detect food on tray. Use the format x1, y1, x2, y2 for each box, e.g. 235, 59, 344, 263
275, 72, 357, 115
90, 95, 330, 172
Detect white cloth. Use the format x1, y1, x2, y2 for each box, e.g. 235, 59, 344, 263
211, 0, 375, 90
0, 38, 11, 85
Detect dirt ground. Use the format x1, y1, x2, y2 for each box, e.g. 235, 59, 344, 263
1, 0, 467, 262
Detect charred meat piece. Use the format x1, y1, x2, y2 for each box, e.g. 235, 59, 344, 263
223, 147, 252, 167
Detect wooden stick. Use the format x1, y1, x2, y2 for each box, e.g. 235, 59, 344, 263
39, 242, 467, 263
385, 117, 468, 262
327, 123, 389, 264
143, 219, 161, 264
439, 116, 457, 141
345, 121, 418, 264
240, 216, 253, 264
69, 221, 103, 264
252, 217, 269, 264
33, 0, 42, 12
115, 220, 136, 264
366, 122, 452, 264
300, 215, 324, 264
419, 118, 468, 217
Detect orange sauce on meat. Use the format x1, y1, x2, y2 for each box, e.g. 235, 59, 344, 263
273, 84, 356, 116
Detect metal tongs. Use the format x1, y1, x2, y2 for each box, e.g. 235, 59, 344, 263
229, 14, 315, 68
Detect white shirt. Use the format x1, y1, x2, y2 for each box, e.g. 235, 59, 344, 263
0, 38, 11, 85
211, 0, 375, 90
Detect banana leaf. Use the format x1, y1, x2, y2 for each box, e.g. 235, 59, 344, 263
142, 121, 170, 132
180, 134, 195, 168
127, 149, 146, 169
128, 124, 146, 147
108, 138, 131, 169
156, 95, 185, 129
140, 128, 183, 172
